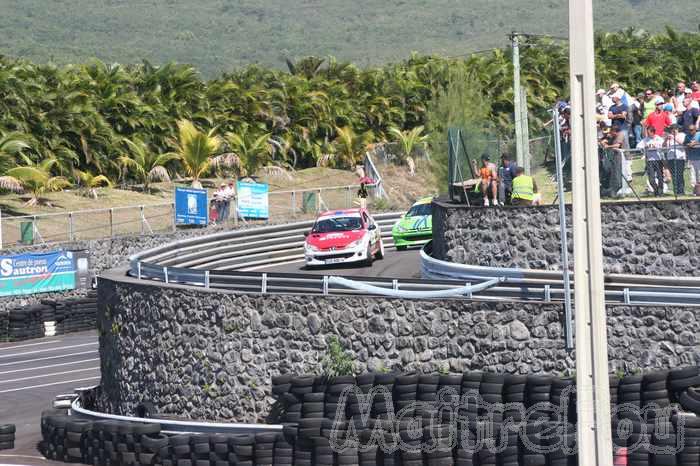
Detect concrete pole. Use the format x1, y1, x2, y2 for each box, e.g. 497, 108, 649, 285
569, 0, 614, 465
520, 86, 531, 174
512, 33, 525, 169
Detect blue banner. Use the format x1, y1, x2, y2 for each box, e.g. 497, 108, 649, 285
0, 251, 77, 297
175, 187, 208, 225
236, 182, 269, 219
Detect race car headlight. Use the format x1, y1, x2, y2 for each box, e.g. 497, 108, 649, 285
394, 223, 406, 233
347, 239, 363, 249
305, 243, 320, 252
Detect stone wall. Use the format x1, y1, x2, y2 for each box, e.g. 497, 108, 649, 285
97, 272, 700, 423
432, 198, 700, 276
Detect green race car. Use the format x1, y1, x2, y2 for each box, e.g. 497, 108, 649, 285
392, 197, 433, 250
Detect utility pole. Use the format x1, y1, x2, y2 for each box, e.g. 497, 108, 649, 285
511, 33, 530, 173
569, 1, 613, 465
512, 33, 524, 170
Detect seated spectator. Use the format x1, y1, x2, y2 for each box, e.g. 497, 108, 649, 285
685, 125, 700, 194
637, 126, 665, 196
479, 154, 499, 206
511, 167, 540, 206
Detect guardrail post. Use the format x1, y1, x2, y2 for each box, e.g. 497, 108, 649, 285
624, 288, 631, 305
392, 279, 399, 291
172, 202, 176, 232
140, 206, 145, 235
466, 282, 472, 299
323, 276, 329, 295
137, 262, 142, 280
317, 189, 322, 212
109, 208, 114, 238
544, 285, 551, 303
291, 191, 296, 218
0, 208, 3, 250
205, 270, 210, 289
233, 196, 239, 227
32, 215, 37, 245
261, 273, 267, 294
346, 186, 351, 208
68, 212, 74, 241
163, 267, 169, 284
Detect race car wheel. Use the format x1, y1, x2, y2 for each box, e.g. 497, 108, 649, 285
365, 244, 374, 266
376, 240, 385, 260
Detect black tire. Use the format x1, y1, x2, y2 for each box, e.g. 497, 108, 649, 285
375, 241, 384, 260
0, 441, 14, 450
396, 245, 407, 251
669, 375, 700, 392
680, 390, 700, 414
364, 244, 374, 266
0, 425, 16, 434
669, 366, 700, 379
0, 434, 14, 442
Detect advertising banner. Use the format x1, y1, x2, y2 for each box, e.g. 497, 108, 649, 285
236, 182, 269, 219
0, 250, 78, 297
175, 187, 208, 225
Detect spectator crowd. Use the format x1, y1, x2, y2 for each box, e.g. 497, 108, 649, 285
556, 80, 700, 197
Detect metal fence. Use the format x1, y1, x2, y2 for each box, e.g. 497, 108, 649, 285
596, 147, 698, 200
0, 183, 382, 249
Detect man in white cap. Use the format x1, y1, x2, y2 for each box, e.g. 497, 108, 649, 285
596, 89, 612, 127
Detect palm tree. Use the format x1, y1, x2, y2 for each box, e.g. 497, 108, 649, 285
388, 126, 429, 174
329, 126, 373, 169
119, 138, 178, 193
170, 120, 222, 188
225, 128, 272, 176
0, 156, 71, 206
0, 132, 31, 173
75, 169, 112, 199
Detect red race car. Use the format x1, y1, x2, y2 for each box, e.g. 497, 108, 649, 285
304, 208, 385, 267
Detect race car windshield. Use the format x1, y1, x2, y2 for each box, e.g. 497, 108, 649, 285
406, 203, 432, 217
313, 216, 363, 233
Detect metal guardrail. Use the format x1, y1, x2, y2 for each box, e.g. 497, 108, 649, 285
420, 242, 700, 307
125, 212, 700, 306
71, 396, 281, 435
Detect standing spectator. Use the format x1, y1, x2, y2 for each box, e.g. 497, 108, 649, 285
663, 102, 677, 125
691, 81, 700, 102
599, 126, 628, 196
214, 183, 227, 221
608, 94, 629, 146
679, 96, 700, 133
596, 89, 613, 127
637, 126, 665, 196
631, 93, 644, 147
673, 81, 687, 114
642, 89, 657, 118
225, 181, 236, 220
499, 154, 518, 205
664, 124, 686, 195
478, 154, 499, 206
685, 125, 700, 194
644, 97, 672, 136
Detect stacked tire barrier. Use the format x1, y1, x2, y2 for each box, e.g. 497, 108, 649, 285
0, 424, 15, 450
1, 291, 97, 341
41, 366, 700, 466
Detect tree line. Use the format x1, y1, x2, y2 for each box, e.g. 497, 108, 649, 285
0, 27, 699, 204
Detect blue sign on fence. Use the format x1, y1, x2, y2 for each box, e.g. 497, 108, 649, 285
236, 182, 269, 219
0, 251, 77, 297
175, 187, 208, 225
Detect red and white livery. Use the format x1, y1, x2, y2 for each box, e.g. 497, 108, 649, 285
304, 208, 385, 267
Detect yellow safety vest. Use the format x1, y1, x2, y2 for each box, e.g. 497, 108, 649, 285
512, 175, 535, 201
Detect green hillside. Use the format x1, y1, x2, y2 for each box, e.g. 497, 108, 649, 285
1, 0, 697, 76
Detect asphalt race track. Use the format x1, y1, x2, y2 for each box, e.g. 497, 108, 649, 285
253, 246, 423, 278
0, 331, 100, 465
